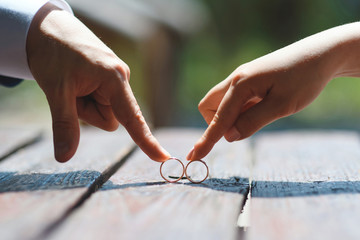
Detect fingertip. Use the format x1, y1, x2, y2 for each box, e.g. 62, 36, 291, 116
157, 146, 171, 162
149, 149, 171, 162
122, 116, 171, 162
52, 124, 79, 163
188, 149, 200, 161
186, 147, 194, 160
188, 143, 207, 161
143, 142, 171, 162
54, 142, 76, 163
189, 132, 218, 160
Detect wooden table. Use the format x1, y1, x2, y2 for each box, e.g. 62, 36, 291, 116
1, 127, 360, 240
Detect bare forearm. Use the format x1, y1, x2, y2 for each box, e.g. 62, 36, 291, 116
326, 22, 360, 78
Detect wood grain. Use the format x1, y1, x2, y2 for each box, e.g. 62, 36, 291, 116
0, 127, 134, 240
0, 127, 41, 161
248, 131, 360, 240
51, 128, 251, 240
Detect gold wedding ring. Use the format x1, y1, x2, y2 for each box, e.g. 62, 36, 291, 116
160, 157, 185, 183
185, 159, 209, 184
160, 157, 209, 184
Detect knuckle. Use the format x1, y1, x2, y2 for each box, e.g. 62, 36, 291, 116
133, 104, 145, 121
230, 75, 241, 87
53, 118, 76, 131
198, 98, 206, 112
210, 113, 221, 126
230, 74, 249, 92
232, 67, 250, 83
123, 63, 131, 79
96, 56, 130, 83
115, 62, 130, 82
122, 104, 145, 127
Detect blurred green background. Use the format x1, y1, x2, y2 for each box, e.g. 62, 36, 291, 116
176, 0, 360, 130
1, 0, 360, 131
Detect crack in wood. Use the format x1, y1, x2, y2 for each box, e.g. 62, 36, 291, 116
0, 131, 43, 162
35, 144, 138, 240
185, 177, 249, 194
28, 131, 254, 240
236, 137, 256, 239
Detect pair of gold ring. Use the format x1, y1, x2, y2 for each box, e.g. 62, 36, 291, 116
160, 157, 209, 184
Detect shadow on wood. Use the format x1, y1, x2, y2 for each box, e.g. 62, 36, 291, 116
0, 171, 249, 195
252, 180, 360, 198
4, 171, 358, 199
100, 176, 249, 194
0, 171, 101, 192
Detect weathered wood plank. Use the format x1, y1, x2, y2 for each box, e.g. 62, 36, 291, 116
0, 127, 41, 161
248, 131, 360, 240
51, 128, 251, 240
0, 127, 133, 240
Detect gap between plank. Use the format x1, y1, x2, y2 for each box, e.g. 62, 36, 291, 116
35, 144, 138, 240
34, 135, 256, 240
236, 138, 255, 239
0, 131, 43, 162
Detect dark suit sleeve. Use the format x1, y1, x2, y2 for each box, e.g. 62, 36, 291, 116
0, 0, 72, 81
0, 76, 23, 87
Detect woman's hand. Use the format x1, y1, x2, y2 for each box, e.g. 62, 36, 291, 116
187, 22, 360, 160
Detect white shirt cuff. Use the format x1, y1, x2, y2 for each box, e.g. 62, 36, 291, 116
0, 0, 73, 80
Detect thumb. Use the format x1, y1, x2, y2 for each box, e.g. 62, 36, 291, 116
47, 93, 80, 162
225, 97, 285, 141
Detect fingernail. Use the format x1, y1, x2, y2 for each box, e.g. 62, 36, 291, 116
186, 147, 194, 160
55, 142, 70, 161
227, 128, 241, 142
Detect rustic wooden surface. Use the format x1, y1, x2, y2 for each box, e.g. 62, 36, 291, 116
248, 131, 360, 240
0, 128, 134, 240
50, 128, 251, 240
2, 127, 360, 240
0, 128, 41, 161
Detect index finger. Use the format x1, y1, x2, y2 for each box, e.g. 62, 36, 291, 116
110, 80, 170, 162
188, 79, 251, 160
198, 79, 232, 125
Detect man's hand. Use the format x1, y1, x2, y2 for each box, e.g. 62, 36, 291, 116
27, 3, 170, 162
